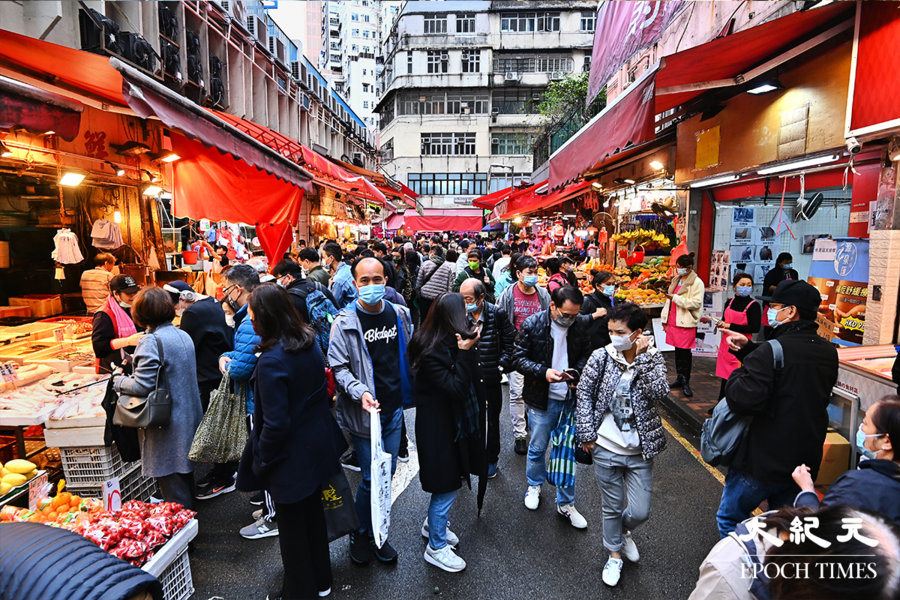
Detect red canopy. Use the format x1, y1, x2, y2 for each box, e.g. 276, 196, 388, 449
497, 181, 591, 221
472, 187, 515, 210
847, 1, 900, 136
170, 134, 303, 263
389, 209, 483, 233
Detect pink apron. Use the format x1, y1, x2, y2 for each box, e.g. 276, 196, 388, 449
665, 284, 697, 349
716, 298, 753, 379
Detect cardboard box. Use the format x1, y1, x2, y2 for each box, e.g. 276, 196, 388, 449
815, 430, 851, 486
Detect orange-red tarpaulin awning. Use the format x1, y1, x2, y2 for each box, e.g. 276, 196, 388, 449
497, 180, 591, 221
388, 209, 483, 233
171, 134, 302, 263
472, 187, 515, 210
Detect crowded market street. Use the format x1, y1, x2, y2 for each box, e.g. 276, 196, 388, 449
189, 398, 725, 600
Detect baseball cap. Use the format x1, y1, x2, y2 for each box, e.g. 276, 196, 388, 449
163, 280, 192, 294
109, 275, 140, 294
756, 279, 821, 312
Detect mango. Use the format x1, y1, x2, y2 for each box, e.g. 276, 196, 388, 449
4, 460, 36, 475
24, 469, 37, 481
0, 482, 10, 495
0, 468, 9, 478
1, 473, 27, 487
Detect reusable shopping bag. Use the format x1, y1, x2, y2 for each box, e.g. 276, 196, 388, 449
547, 399, 577, 488
370, 408, 392, 549
321, 469, 360, 543
188, 369, 248, 463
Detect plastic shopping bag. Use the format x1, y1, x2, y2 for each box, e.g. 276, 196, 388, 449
370, 408, 392, 549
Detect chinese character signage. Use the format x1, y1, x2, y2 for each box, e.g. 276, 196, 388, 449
808, 238, 869, 345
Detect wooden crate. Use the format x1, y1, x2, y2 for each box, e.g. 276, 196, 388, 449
9, 295, 63, 318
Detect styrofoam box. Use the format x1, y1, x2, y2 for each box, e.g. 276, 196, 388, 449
43, 426, 106, 447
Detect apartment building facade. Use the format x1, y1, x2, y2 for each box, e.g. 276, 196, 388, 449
376, 1, 596, 210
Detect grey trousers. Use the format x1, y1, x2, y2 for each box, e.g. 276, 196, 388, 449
156, 472, 196, 511
592, 444, 654, 552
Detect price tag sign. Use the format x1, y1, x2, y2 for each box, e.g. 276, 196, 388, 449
0, 363, 18, 383
104, 477, 122, 512
28, 473, 49, 510
54, 328, 65, 342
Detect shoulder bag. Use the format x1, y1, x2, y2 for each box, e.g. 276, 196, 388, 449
113, 334, 172, 428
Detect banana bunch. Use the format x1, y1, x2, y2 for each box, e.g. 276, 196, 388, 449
611, 229, 671, 248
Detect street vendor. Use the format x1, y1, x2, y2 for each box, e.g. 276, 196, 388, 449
91, 274, 144, 374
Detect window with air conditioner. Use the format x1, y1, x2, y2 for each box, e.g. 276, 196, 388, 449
427, 51, 448, 74
491, 89, 544, 114
420, 133, 476, 156
491, 133, 533, 155
462, 50, 480, 73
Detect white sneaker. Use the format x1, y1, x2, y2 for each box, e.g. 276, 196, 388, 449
622, 531, 640, 562
501, 373, 509, 384
524, 485, 541, 510
424, 544, 467, 573
318, 588, 331, 598
602, 557, 623, 586
421, 517, 460, 547
556, 504, 588, 529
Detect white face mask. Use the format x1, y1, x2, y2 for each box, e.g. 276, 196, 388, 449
609, 333, 635, 352
175, 308, 184, 317
118, 301, 131, 309
225, 315, 235, 328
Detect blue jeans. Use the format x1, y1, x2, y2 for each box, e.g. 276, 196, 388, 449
427, 490, 458, 550
716, 466, 799, 538
351, 407, 403, 537
526, 399, 575, 506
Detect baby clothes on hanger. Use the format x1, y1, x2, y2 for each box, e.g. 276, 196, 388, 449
52, 229, 85, 264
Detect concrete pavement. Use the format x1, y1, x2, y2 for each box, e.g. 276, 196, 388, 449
189, 388, 726, 600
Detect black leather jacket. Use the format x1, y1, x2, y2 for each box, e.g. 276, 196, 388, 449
580, 291, 613, 351
469, 302, 516, 386
512, 309, 592, 411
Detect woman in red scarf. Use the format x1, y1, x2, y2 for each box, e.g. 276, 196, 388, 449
91, 274, 144, 374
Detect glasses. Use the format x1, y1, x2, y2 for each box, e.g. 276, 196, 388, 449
222, 284, 239, 298
463, 296, 477, 304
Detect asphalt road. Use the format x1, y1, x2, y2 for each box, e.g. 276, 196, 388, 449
189, 386, 726, 600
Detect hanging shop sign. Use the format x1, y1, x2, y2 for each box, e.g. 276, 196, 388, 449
808, 238, 869, 346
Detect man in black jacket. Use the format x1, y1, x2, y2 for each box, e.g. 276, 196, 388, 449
372, 242, 398, 290
716, 280, 838, 537
513, 285, 592, 528
272, 259, 338, 324
462, 278, 516, 479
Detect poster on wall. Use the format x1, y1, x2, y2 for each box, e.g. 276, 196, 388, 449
802, 234, 832, 254
731, 245, 755, 262
755, 264, 773, 282
758, 226, 777, 243
732, 207, 756, 227
756, 245, 776, 264
808, 238, 869, 346
731, 262, 755, 282
708, 250, 730, 291
731, 227, 754, 246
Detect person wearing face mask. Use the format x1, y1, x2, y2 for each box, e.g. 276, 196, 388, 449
497, 255, 551, 454
762, 253, 799, 339
327, 257, 414, 566
513, 285, 591, 528
791, 397, 900, 525
391, 248, 413, 306
324, 243, 358, 309
714, 273, 761, 399
661, 252, 705, 397
417, 246, 456, 320
298, 248, 331, 286
372, 242, 398, 291
451, 249, 496, 303
580, 271, 617, 351
575, 302, 669, 587
271, 259, 338, 326
92, 275, 144, 375
461, 278, 516, 479
714, 279, 838, 538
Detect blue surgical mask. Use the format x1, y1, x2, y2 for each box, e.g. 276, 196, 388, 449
856, 424, 884, 460
602, 285, 616, 296
767, 307, 785, 328
466, 302, 479, 313
358, 284, 386, 305
736, 286, 752, 297
522, 275, 539, 288
782, 263, 793, 270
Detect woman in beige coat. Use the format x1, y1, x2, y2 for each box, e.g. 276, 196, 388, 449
661, 252, 704, 397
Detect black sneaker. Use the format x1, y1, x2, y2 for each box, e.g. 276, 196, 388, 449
249, 491, 265, 506
514, 437, 528, 455
341, 452, 361, 472
195, 471, 216, 489
349, 531, 373, 565
397, 447, 409, 463
195, 481, 236, 500
370, 537, 399, 563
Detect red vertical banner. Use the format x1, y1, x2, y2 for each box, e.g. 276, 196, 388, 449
848, 163, 880, 238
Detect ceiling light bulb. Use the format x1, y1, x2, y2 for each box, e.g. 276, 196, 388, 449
624, 178, 635, 185
44, 131, 55, 135
591, 182, 602, 190
0, 142, 12, 158
143, 185, 162, 196
748, 84, 778, 95
116, 168, 125, 177
113, 211, 122, 223
650, 160, 664, 170
60, 172, 86, 186
160, 153, 180, 163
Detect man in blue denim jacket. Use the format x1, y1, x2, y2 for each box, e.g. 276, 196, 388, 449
325, 243, 358, 308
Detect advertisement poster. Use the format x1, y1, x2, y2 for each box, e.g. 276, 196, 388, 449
732, 207, 756, 226
708, 250, 730, 291
808, 238, 869, 345
731, 245, 755, 262
756, 245, 775, 263
731, 227, 753, 246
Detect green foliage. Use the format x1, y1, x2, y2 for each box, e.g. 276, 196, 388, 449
533, 73, 606, 163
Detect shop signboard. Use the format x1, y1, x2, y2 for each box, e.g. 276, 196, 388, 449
808, 238, 869, 346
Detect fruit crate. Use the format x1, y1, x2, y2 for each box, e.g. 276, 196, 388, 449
66, 462, 158, 502
144, 519, 198, 600
59, 444, 139, 486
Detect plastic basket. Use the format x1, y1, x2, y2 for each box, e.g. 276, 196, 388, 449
158, 550, 194, 600
59, 444, 139, 486
67, 462, 158, 502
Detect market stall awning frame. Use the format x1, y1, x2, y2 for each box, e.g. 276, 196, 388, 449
390, 209, 484, 233
0, 75, 83, 142
496, 180, 590, 222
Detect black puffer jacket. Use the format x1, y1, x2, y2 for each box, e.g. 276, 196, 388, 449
513, 309, 592, 411
470, 302, 516, 386
579, 291, 613, 351
0, 523, 163, 600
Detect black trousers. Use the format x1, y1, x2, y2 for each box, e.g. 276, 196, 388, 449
275, 486, 331, 600
418, 297, 434, 321
485, 383, 502, 465
673, 347, 693, 379
199, 379, 239, 485
156, 472, 196, 511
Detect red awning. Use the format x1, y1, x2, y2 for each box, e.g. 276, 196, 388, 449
472, 187, 515, 210
498, 181, 592, 221
0, 76, 83, 142
170, 134, 303, 263
392, 209, 483, 233
384, 214, 405, 230
847, 1, 900, 137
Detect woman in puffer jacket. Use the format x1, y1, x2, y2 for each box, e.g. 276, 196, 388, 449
575, 302, 669, 588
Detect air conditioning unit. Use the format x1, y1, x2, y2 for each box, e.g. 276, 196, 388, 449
460, 102, 469, 109
550, 71, 564, 80
504, 72, 519, 81
300, 92, 311, 111
274, 38, 287, 65
533, 94, 541, 100
491, 107, 500, 115
247, 15, 268, 48
291, 60, 301, 80
491, 138, 500, 145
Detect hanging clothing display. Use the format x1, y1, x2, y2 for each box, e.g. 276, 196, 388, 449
90, 218, 124, 249
51, 228, 84, 264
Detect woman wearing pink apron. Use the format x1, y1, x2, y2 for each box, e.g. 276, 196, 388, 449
715, 272, 761, 399
662, 253, 705, 397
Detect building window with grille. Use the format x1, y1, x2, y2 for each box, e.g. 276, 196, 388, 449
363, 14, 370, 22
583, 54, 592, 73
407, 52, 413, 74
461, 50, 480, 73
493, 54, 574, 74
363, 83, 370, 92
352, 44, 359, 52
427, 51, 449, 74
351, 13, 359, 21
424, 14, 448, 34
363, 30, 370, 38
381, 138, 394, 161
537, 12, 561, 32
420, 133, 476, 156
501, 12, 561, 32
381, 100, 395, 127
330, 54, 341, 63
491, 89, 544, 114
491, 132, 533, 155
581, 11, 596, 32
457, 13, 475, 33
399, 92, 488, 115
363, 101, 369, 109
363, 46, 371, 53
352, 28, 360, 36
408, 173, 487, 196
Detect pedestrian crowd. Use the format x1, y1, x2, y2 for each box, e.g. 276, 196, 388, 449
90, 232, 899, 600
